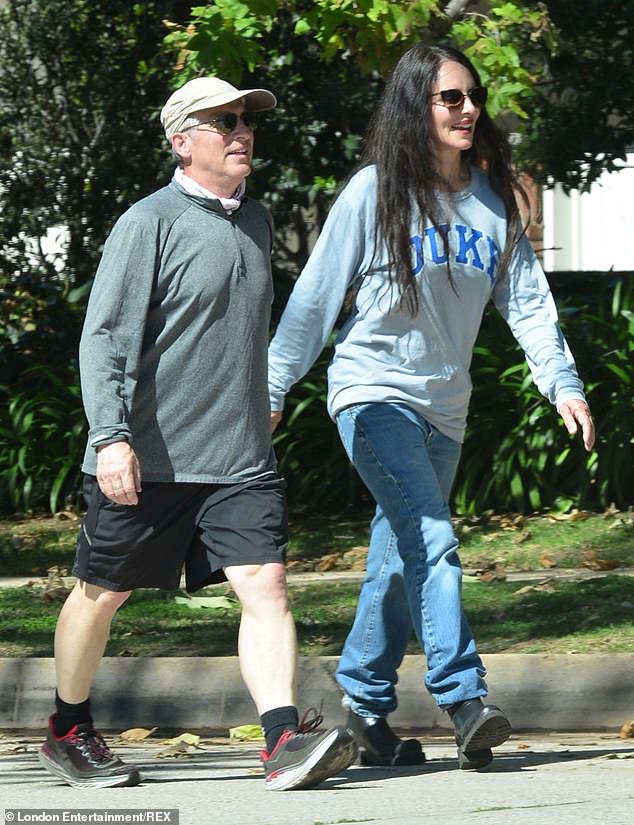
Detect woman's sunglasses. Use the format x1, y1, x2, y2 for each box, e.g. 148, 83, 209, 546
429, 87, 488, 108
193, 112, 257, 135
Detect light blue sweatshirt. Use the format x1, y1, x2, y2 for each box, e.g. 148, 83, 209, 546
268, 165, 585, 444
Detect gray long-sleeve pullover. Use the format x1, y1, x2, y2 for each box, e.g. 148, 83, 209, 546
79, 180, 277, 482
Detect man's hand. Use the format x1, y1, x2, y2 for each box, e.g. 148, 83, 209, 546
557, 399, 595, 452
96, 441, 142, 504
271, 411, 283, 433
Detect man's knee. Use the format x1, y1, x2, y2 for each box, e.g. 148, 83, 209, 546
226, 563, 289, 609
76, 580, 133, 615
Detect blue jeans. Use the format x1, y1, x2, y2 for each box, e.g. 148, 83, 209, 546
335, 402, 487, 716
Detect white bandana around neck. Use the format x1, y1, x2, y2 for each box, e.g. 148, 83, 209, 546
173, 167, 245, 214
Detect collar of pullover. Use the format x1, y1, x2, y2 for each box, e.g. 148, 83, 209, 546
173, 167, 245, 214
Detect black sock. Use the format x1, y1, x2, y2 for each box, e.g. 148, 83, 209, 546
53, 691, 93, 737
261, 705, 299, 754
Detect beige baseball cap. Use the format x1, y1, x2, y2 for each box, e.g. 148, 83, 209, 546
160, 77, 277, 137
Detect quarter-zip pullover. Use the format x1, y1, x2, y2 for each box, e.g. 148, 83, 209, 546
80, 180, 277, 481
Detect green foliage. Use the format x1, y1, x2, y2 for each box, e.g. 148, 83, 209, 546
273, 347, 365, 511
0, 366, 86, 514
518, 0, 634, 190
164, 0, 279, 85
451, 3, 556, 119
560, 276, 634, 508
0, 0, 180, 380
443, 273, 634, 513
166, 1, 552, 115
0, 0, 188, 515
273, 274, 634, 515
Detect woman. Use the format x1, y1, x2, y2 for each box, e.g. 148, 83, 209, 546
268, 44, 595, 770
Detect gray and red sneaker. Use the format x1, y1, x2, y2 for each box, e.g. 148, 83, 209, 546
261, 709, 357, 791
38, 716, 140, 788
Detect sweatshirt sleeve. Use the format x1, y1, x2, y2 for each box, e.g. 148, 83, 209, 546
268, 186, 368, 412
492, 236, 586, 407
79, 213, 158, 449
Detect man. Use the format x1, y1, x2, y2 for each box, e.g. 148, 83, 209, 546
38, 76, 356, 792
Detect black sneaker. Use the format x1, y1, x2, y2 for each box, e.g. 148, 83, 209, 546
346, 710, 425, 767
38, 716, 140, 788
449, 699, 511, 770
458, 747, 494, 770
261, 708, 357, 791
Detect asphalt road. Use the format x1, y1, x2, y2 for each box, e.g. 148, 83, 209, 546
2, 731, 633, 825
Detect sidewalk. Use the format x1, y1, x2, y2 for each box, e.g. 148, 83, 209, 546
1, 572, 633, 824
1, 731, 633, 825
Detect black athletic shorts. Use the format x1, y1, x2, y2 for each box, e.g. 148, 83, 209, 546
72, 474, 288, 593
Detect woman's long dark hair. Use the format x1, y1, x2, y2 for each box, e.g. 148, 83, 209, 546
359, 43, 529, 315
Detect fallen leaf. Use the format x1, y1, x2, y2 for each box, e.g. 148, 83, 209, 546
54, 510, 80, 521
618, 720, 634, 739
119, 727, 158, 742
607, 517, 634, 531
0, 744, 28, 755
569, 510, 590, 521
513, 578, 556, 596
595, 558, 620, 570
479, 571, 496, 583
174, 595, 235, 609
316, 553, 341, 572
549, 510, 591, 522
514, 584, 537, 596
165, 732, 201, 746
229, 724, 264, 742
602, 504, 622, 518
539, 552, 557, 569
342, 545, 368, 559
156, 741, 197, 759
39, 586, 72, 603
600, 751, 634, 760
500, 514, 525, 530
582, 550, 620, 571
513, 531, 532, 544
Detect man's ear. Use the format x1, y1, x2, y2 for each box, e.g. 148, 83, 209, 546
171, 132, 192, 162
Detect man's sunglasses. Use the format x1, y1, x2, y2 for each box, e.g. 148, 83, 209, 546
193, 112, 257, 135
429, 87, 488, 108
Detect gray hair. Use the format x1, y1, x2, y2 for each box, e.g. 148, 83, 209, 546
169, 112, 211, 166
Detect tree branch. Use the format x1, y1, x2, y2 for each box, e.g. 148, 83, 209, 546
444, 0, 475, 20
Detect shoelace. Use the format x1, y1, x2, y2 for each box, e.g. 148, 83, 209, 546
296, 704, 324, 735
262, 703, 327, 760
68, 729, 114, 764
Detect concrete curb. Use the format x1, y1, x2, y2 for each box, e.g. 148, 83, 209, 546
2, 653, 632, 732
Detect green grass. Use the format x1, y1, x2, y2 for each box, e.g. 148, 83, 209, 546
2, 509, 634, 576
285, 509, 634, 572
0, 508, 633, 657
1, 575, 632, 658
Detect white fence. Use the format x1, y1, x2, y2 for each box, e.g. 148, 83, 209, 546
542, 153, 634, 272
